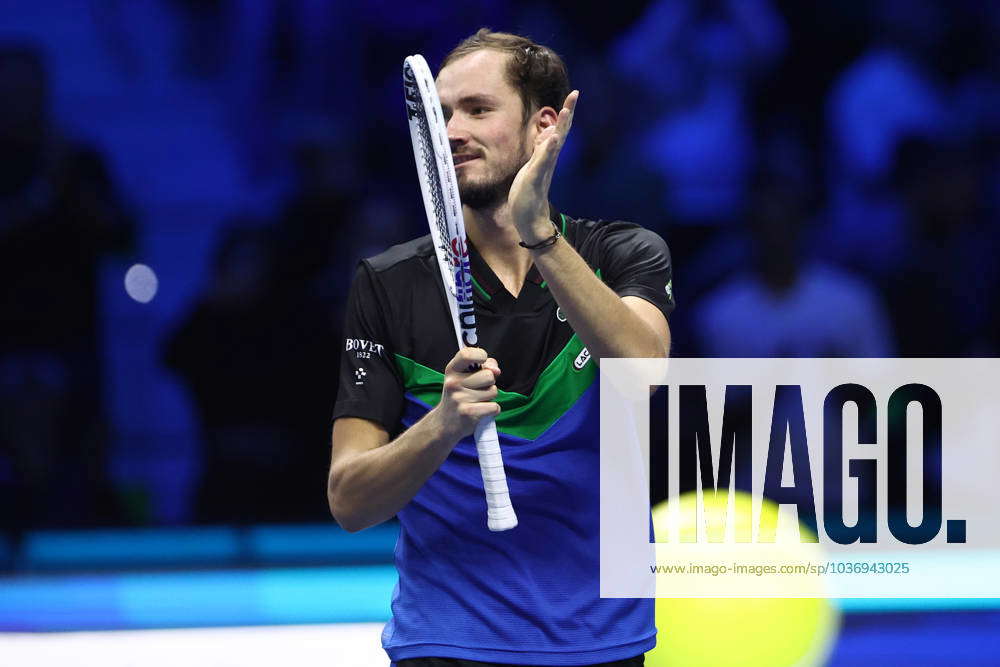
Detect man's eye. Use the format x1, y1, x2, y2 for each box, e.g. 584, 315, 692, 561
471, 107, 488, 115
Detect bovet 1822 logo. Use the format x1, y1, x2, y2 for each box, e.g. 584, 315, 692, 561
574, 347, 591, 370
346, 338, 385, 359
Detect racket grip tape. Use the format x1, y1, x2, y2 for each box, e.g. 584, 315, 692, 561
474, 417, 518, 531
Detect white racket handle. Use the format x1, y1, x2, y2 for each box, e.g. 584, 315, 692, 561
474, 417, 518, 531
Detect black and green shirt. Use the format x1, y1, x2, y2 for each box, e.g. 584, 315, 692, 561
333, 208, 674, 664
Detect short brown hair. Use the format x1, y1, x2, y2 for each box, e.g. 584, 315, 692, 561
440, 28, 570, 124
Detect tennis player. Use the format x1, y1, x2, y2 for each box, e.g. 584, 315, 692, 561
329, 29, 673, 666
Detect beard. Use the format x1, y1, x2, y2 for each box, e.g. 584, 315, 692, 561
457, 138, 529, 211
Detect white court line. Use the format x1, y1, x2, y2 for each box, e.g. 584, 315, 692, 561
0, 623, 389, 667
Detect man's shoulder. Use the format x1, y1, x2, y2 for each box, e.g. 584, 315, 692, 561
363, 234, 435, 274
564, 213, 646, 238
563, 213, 665, 254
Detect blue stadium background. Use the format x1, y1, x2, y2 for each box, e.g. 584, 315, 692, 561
0, 0, 998, 664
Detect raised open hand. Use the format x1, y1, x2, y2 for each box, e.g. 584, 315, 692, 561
508, 90, 580, 242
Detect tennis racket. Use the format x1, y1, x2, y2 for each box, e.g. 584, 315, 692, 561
403, 54, 518, 532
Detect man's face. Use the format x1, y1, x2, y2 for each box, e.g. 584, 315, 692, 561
436, 49, 533, 210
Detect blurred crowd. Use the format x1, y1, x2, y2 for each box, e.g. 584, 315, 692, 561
0, 0, 997, 533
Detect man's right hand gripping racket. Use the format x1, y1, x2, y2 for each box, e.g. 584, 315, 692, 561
403, 54, 518, 532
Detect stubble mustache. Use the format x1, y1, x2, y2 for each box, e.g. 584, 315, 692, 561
457, 145, 530, 211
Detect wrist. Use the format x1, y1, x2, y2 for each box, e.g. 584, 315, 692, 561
518, 219, 560, 250
425, 405, 464, 446
516, 216, 555, 246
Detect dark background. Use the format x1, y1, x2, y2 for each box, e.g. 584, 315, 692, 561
1, 0, 997, 535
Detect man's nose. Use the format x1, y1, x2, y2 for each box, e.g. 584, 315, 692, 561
446, 116, 468, 147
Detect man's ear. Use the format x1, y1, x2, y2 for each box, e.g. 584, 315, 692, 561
536, 105, 559, 131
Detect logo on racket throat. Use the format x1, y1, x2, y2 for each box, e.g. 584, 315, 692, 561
449, 238, 467, 267
449, 237, 478, 346
403, 67, 420, 119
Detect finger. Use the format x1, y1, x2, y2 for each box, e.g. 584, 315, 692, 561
446, 347, 488, 374
557, 90, 579, 138
462, 401, 501, 420
483, 357, 501, 376
516, 97, 575, 195
535, 133, 564, 191
462, 368, 499, 390
536, 91, 578, 178
461, 384, 499, 403
552, 91, 578, 154
522, 131, 561, 186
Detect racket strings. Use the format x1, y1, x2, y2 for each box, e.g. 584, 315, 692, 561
417, 121, 448, 244
411, 100, 455, 296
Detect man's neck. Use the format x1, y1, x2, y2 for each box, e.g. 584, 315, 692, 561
463, 200, 537, 298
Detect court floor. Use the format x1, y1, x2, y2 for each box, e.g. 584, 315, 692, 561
2, 612, 999, 667
1, 525, 997, 666
0, 623, 389, 666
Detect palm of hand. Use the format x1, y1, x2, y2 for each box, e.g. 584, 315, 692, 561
508, 91, 579, 238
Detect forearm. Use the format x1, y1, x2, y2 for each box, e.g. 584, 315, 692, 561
329, 409, 457, 532
531, 235, 669, 361
505, 88, 667, 361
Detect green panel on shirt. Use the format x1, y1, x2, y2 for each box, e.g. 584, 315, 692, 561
394, 334, 597, 441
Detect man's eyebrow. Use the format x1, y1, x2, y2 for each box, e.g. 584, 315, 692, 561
441, 94, 500, 111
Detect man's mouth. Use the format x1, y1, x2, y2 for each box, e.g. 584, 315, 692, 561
453, 154, 479, 166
